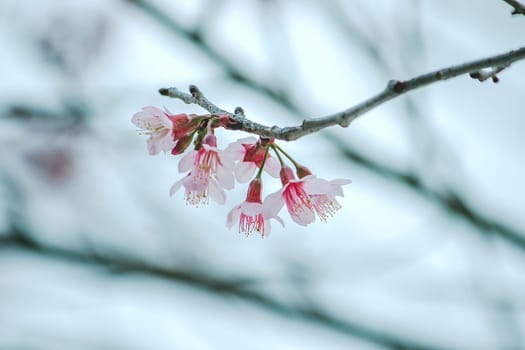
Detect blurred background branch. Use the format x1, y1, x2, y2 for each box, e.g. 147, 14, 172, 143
1, 1, 524, 349
502, 0, 525, 15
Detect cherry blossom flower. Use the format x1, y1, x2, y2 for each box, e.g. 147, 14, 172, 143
263, 166, 350, 226
223, 137, 280, 182
131, 106, 176, 155
226, 178, 284, 236
170, 134, 234, 205
132, 106, 202, 155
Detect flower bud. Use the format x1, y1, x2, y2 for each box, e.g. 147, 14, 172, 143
296, 165, 312, 178
171, 133, 194, 155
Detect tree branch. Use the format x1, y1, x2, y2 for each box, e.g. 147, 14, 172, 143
502, 0, 525, 15
1, 232, 443, 350
132, 0, 525, 254
160, 46, 525, 141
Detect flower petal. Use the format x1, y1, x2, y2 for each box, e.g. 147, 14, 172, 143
241, 202, 262, 216
263, 220, 271, 237
208, 178, 226, 204
178, 150, 197, 172
141, 106, 165, 116
158, 111, 175, 129
217, 165, 235, 190
263, 157, 281, 178
289, 206, 316, 226
169, 175, 188, 197
226, 205, 242, 229
331, 179, 352, 186
262, 190, 284, 218
146, 138, 160, 155
303, 177, 332, 195
328, 179, 352, 196
234, 162, 256, 183
222, 142, 245, 164
131, 106, 163, 128
159, 130, 176, 153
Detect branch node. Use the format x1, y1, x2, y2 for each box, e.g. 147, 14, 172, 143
387, 80, 398, 89
271, 125, 280, 134
469, 65, 509, 83
388, 80, 406, 94
234, 106, 245, 117
189, 84, 201, 98
301, 118, 312, 127
340, 119, 351, 128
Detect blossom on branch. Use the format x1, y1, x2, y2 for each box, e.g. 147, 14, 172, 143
132, 98, 352, 235
131, 106, 177, 155
226, 178, 284, 237
132, 106, 203, 155
223, 137, 280, 182
263, 166, 350, 226
170, 134, 234, 205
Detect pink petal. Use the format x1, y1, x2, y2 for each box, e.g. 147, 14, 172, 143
263, 220, 272, 237
158, 112, 174, 129
329, 179, 352, 197
262, 190, 284, 219
146, 137, 162, 155
217, 165, 235, 190
289, 206, 316, 226
222, 142, 246, 163
141, 106, 165, 116
226, 205, 242, 229
303, 177, 332, 195
178, 150, 197, 172
169, 176, 187, 197
331, 179, 352, 186
241, 202, 262, 216
158, 131, 176, 153
133, 106, 166, 127
263, 157, 281, 178
130, 113, 146, 128
208, 179, 226, 204
234, 162, 256, 183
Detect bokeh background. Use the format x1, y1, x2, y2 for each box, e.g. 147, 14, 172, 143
1, 1, 524, 349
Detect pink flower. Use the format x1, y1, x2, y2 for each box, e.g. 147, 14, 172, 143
223, 137, 280, 182
131, 106, 176, 155
132, 106, 202, 155
226, 178, 284, 236
263, 166, 350, 226
170, 134, 234, 205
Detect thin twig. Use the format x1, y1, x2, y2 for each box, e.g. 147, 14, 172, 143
160, 46, 525, 141
502, 0, 525, 15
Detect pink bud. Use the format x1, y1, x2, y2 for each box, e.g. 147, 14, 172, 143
279, 166, 296, 186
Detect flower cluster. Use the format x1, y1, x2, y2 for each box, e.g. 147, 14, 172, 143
132, 106, 350, 237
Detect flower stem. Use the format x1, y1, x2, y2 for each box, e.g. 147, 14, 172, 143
255, 145, 271, 179
271, 145, 285, 166
273, 144, 300, 168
